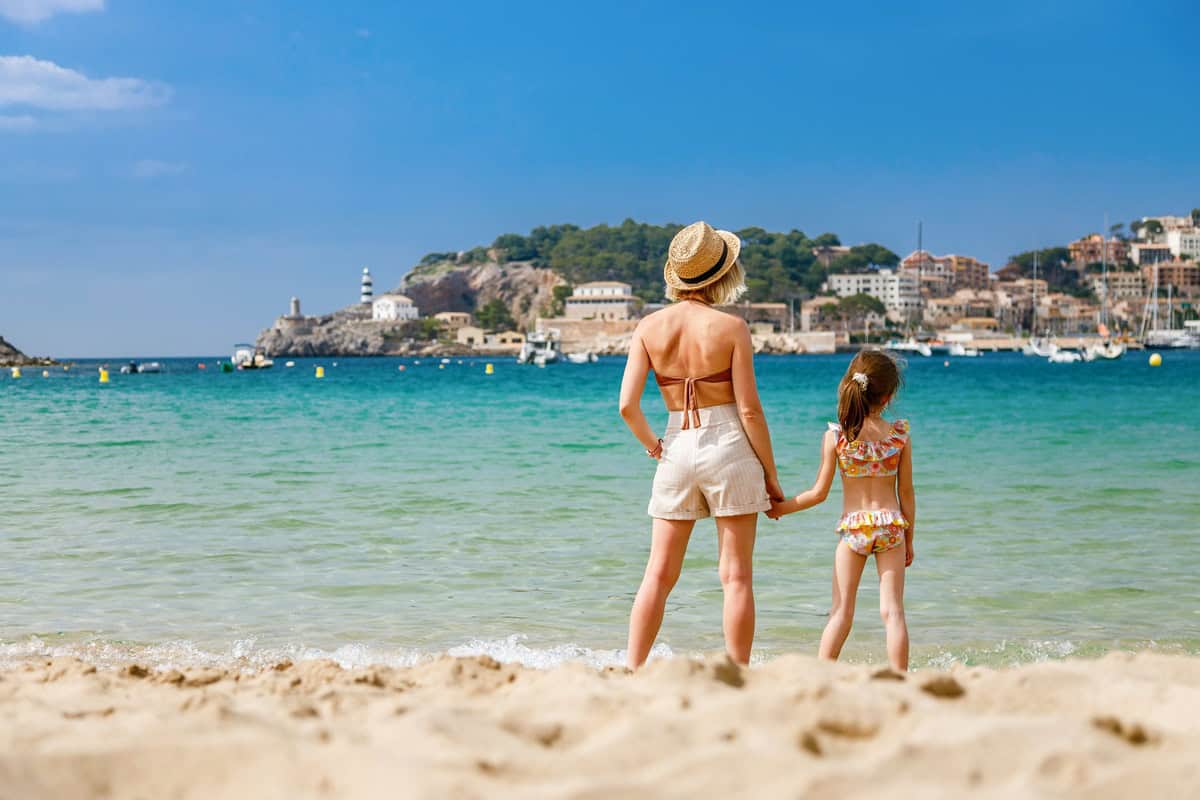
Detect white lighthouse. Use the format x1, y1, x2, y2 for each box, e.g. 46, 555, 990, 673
360, 267, 373, 305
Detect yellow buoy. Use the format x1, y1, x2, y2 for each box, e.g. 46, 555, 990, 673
99, 368, 110, 383
1149, 353, 1162, 367
439, 364, 445, 370
485, 363, 494, 375
10, 367, 20, 378
315, 366, 325, 379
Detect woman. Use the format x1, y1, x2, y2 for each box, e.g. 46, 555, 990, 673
619, 221, 784, 669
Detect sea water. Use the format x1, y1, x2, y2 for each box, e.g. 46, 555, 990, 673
2, 352, 1198, 670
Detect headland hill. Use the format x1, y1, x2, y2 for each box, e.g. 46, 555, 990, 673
0, 335, 58, 368
253, 214, 1200, 357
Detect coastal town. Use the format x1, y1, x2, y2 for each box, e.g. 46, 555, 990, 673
255, 212, 1200, 360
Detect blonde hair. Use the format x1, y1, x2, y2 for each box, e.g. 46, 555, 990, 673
666, 260, 748, 305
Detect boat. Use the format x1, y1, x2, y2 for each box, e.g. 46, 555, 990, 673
1021, 250, 1063, 357
517, 330, 562, 365
946, 342, 982, 358
118, 360, 163, 374
1086, 341, 1126, 360
1022, 337, 1058, 357
1139, 266, 1198, 349
232, 343, 274, 370
1048, 349, 1083, 363
884, 338, 932, 357
565, 352, 599, 364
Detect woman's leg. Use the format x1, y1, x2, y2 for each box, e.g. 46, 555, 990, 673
818, 541, 868, 661
626, 517, 695, 669
715, 513, 757, 665
876, 544, 909, 671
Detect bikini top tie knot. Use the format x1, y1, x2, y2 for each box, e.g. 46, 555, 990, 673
655, 368, 733, 429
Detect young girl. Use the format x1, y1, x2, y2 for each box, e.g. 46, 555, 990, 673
768, 349, 915, 671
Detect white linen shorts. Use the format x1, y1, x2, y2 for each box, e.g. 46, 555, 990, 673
647, 403, 771, 520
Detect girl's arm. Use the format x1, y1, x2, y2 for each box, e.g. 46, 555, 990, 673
767, 430, 838, 519
897, 434, 916, 565
617, 326, 661, 455
729, 320, 784, 501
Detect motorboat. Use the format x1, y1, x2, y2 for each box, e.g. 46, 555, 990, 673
884, 338, 932, 358
232, 343, 274, 370
1048, 349, 1082, 363
119, 360, 162, 374
1086, 341, 1126, 360
946, 342, 982, 358
1022, 337, 1058, 357
566, 352, 599, 364
518, 330, 562, 365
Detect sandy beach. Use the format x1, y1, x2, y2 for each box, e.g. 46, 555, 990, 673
0, 652, 1196, 799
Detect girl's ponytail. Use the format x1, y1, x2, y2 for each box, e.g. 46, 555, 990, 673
837, 349, 902, 440
838, 373, 870, 441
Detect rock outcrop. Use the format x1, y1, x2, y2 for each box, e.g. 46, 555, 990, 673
256, 306, 421, 357
256, 260, 567, 357
399, 260, 565, 329
0, 335, 55, 366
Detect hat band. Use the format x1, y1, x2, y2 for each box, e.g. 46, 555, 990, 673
677, 241, 728, 285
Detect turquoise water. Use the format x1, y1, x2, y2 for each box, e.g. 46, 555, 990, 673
2, 352, 1198, 669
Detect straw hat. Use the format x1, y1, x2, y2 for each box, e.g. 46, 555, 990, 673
664, 221, 742, 292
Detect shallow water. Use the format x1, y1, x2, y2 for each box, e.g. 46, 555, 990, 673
2, 351, 1198, 670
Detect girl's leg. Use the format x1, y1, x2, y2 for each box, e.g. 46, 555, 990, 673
626, 517, 695, 669
715, 513, 757, 665
876, 544, 909, 671
818, 541, 868, 661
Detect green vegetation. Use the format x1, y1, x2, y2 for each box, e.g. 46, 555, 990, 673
476, 298, 516, 331
415, 219, 898, 304
839, 293, 886, 316
546, 284, 572, 317
1002, 247, 1092, 297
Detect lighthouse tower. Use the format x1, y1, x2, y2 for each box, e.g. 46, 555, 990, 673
360, 267, 373, 305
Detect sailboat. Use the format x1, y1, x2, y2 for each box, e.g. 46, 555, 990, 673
1086, 227, 1126, 360
1023, 251, 1058, 357
1140, 265, 1195, 348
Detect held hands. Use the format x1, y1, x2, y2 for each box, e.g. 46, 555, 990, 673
766, 496, 799, 520
765, 474, 785, 504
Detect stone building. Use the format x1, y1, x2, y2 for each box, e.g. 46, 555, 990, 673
372, 294, 419, 322
1068, 234, 1129, 266
434, 311, 472, 331
564, 281, 637, 320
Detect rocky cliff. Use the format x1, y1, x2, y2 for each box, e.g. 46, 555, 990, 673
0, 335, 54, 366
399, 259, 565, 328
255, 260, 566, 357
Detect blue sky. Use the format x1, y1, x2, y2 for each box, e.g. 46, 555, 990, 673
1, 0, 1198, 356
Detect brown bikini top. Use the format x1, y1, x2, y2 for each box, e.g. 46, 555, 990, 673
654, 368, 733, 430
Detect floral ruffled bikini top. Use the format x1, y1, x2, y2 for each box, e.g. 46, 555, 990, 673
827, 419, 910, 478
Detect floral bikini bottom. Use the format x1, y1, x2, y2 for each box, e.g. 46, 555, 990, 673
836, 509, 908, 556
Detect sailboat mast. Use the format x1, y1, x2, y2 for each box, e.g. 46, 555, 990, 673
1152, 264, 1159, 332
1101, 214, 1109, 328
1032, 250, 1039, 338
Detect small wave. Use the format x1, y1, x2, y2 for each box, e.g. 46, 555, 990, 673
0, 634, 669, 673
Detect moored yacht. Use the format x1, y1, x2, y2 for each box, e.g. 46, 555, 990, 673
517, 330, 563, 365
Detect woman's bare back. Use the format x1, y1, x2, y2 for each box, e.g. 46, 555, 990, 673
638, 302, 742, 411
